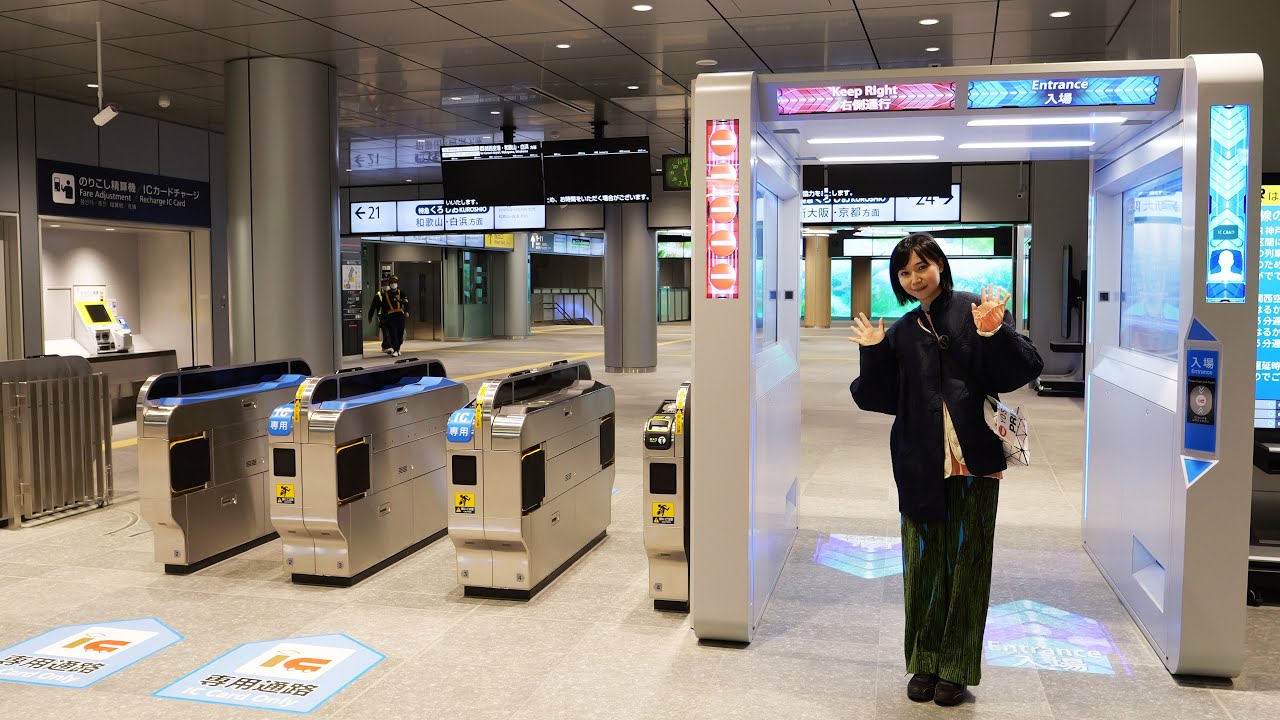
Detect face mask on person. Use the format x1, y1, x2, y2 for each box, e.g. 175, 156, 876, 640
391, 283, 398, 290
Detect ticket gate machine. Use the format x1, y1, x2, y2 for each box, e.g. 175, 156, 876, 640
268, 359, 468, 586
137, 359, 312, 573
447, 360, 615, 599
642, 382, 691, 612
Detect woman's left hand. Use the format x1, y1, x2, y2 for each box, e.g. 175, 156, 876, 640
971, 284, 1011, 334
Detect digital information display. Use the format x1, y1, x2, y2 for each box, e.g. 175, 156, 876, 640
777, 82, 956, 115
663, 154, 691, 191
705, 119, 740, 299
543, 137, 651, 204
441, 142, 544, 208
351, 199, 544, 235
1256, 183, 1280, 429
802, 184, 960, 224
967, 76, 1160, 109
1206, 104, 1249, 304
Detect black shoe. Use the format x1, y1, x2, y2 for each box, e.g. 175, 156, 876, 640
906, 673, 938, 702
933, 680, 968, 706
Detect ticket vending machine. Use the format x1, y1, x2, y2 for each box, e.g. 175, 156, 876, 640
642, 382, 691, 612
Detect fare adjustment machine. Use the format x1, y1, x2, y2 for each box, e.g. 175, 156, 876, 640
642, 382, 691, 612
137, 359, 311, 572
447, 360, 615, 599
267, 359, 468, 585
74, 300, 132, 354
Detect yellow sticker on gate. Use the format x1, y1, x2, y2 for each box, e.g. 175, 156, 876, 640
454, 492, 476, 514
275, 484, 296, 504
674, 386, 688, 434
474, 386, 487, 432
651, 501, 675, 525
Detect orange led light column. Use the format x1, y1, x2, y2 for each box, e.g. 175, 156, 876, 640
706, 119, 740, 299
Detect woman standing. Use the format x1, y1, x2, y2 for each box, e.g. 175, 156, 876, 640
849, 233, 1042, 707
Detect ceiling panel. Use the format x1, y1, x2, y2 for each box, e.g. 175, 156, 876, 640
859, 3, 998, 39
109, 31, 258, 65
209, 21, 368, 55
873, 33, 993, 63
995, 0, 1115, 32
265, 0, 419, 17
490, 29, 634, 61
563, 0, 720, 27
110, 88, 221, 111
294, 47, 428, 76
539, 54, 659, 83
385, 38, 524, 68
994, 53, 1105, 65
340, 93, 431, 115
432, 0, 595, 37
0, 0, 83, 11
445, 61, 570, 89
343, 68, 458, 93
405, 88, 504, 108
754, 40, 876, 71
112, 64, 223, 90
314, 8, 476, 46
608, 19, 745, 54
854, 0, 989, 7
32, 71, 159, 98
993, 27, 1109, 58
11, 41, 182, 72
0, 50, 82, 79
0, 15, 90, 50
642, 47, 769, 77
728, 11, 869, 46
3, 1, 187, 40
107, 0, 297, 29
709, 0, 856, 17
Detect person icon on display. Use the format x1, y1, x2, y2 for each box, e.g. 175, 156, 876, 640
1208, 249, 1244, 283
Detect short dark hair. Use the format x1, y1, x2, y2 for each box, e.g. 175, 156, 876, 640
888, 233, 953, 306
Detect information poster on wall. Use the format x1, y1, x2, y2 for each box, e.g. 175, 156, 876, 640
1255, 182, 1280, 429
38, 159, 211, 227
1205, 104, 1250, 304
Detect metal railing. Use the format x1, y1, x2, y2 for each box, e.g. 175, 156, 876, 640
533, 288, 605, 326
0, 356, 113, 528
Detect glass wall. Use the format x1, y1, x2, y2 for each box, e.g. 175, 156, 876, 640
831, 258, 853, 320
754, 185, 780, 350
1119, 170, 1183, 361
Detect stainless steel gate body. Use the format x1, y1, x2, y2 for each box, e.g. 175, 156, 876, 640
642, 381, 690, 612
270, 359, 467, 586
448, 360, 615, 600
0, 356, 112, 528
137, 359, 311, 572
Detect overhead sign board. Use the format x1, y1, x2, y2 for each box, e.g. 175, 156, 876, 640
967, 76, 1160, 109
350, 201, 397, 234
39, 159, 212, 227
352, 199, 543, 235
802, 184, 960, 224
396, 200, 445, 233
777, 82, 956, 115
0, 618, 182, 689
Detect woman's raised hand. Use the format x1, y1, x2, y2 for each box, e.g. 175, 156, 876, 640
971, 284, 1011, 333
849, 312, 886, 346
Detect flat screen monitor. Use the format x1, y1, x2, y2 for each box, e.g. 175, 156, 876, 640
84, 303, 111, 324
826, 162, 952, 199
441, 142, 544, 208
543, 137, 651, 204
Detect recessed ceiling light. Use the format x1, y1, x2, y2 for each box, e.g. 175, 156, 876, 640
632, 4, 653, 11
818, 154, 941, 163
490, 110, 501, 114
967, 116, 1127, 127
926, 47, 940, 52
1050, 11, 1072, 18
556, 43, 571, 49
919, 18, 939, 25
405, 178, 413, 182
809, 135, 944, 145
48, 224, 61, 228
87, 83, 98, 88
958, 140, 1095, 149
695, 59, 718, 67
627, 85, 640, 90
451, 96, 462, 100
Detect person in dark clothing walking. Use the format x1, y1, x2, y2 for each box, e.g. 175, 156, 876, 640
848, 233, 1043, 707
368, 275, 409, 356
368, 278, 391, 354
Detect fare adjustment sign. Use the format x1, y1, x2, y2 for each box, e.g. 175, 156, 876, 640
38, 160, 211, 227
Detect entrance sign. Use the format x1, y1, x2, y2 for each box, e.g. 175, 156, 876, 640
778, 82, 955, 115
154, 634, 383, 714
1206, 104, 1250, 304
0, 618, 182, 688
813, 534, 903, 579
705, 119, 740, 299
39, 159, 211, 227
984, 601, 1132, 675
967, 76, 1160, 109
1254, 184, 1280, 428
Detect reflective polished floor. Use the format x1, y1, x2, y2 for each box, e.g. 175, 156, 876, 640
1, 324, 1277, 719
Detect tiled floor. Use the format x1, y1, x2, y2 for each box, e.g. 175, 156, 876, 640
1, 324, 1277, 718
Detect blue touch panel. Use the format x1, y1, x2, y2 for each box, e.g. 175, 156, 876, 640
446, 409, 475, 443
268, 404, 294, 437
984, 601, 1132, 675
1188, 318, 1218, 342
155, 634, 384, 714
1206, 104, 1250, 303
0, 618, 182, 688
1183, 456, 1216, 487
813, 534, 903, 579
1256, 185, 1280, 428
967, 76, 1160, 109
1185, 349, 1219, 454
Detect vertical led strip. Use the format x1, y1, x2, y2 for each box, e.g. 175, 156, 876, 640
706, 119, 740, 299
1205, 104, 1249, 304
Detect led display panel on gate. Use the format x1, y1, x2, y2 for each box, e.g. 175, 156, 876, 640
777, 83, 955, 115
705, 120, 740, 299
1255, 182, 1280, 429
967, 76, 1160, 109
1206, 104, 1250, 304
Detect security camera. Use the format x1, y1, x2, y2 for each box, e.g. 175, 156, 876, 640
92, 103, 120, 127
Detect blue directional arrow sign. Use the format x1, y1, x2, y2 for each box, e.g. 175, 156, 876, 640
968, 76, 1160, 109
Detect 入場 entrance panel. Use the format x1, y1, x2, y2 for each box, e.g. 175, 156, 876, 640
695, 56, 1259, 675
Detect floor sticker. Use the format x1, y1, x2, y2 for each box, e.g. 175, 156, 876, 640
813, 534, 903, 579
154, 633, 383, 714
984, 600, 1133, 675
0, 617, 182, 688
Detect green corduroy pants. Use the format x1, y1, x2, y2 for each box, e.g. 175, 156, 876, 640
899, 475, 999, 686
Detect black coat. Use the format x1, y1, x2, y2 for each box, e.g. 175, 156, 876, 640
850, 289, 1044, 523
